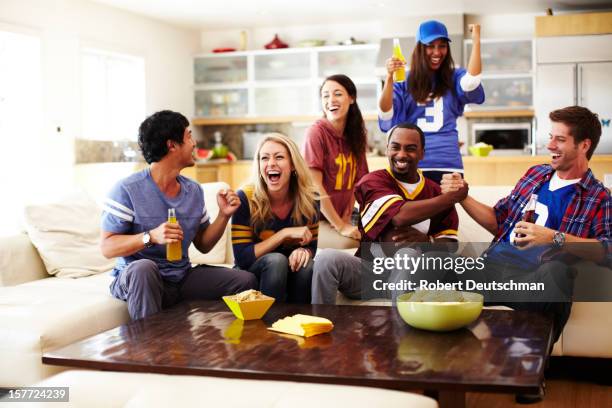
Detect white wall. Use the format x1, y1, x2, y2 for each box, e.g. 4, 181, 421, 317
199, 12, 540, 52
1, 0, 200, 135
0, 0, 199, 234
200, 14, 465, 51
465, 13, 536, 39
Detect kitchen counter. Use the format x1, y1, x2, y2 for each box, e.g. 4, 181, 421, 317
226, 156, 611, 188
461, 155, 611, 185
73, 156, 610, 193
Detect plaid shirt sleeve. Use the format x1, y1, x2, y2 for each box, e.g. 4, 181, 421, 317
492, 166, 545, 239
591, 190, 612, 267
493, 194, 511, 234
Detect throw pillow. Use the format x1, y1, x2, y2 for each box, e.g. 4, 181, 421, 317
23, 191, 115, 278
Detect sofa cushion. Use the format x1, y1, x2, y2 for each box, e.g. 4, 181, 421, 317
0, 233, 47, 286
187, 182, 229, 265
21, 370, 438, 408
0, 273, 129, 386
23, 191, 115, 278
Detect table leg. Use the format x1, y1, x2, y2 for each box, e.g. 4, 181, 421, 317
437, 390, 466, 408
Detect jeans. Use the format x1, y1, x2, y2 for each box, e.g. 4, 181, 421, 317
247, 252, 313, 303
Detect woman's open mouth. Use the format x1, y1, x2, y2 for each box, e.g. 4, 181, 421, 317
267, 170, 281, 184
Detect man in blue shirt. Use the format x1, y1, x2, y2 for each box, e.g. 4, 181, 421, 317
101, 110, 256, 320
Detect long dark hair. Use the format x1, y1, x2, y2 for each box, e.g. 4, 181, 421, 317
320, 74, 367, 159
408, 41, 455, 104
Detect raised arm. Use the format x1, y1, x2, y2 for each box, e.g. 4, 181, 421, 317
379, 57, 403, 113
194, 189, 239, 254
467, 24, 481, 76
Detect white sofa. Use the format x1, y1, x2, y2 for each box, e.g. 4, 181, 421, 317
0, 370, 437, 408
0, 183, 610, 391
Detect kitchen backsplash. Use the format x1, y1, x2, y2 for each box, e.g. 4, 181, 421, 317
75, 139, 142, 163
196, 119, 386, 160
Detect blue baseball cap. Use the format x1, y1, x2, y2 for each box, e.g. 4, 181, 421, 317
416, 20, 451, 45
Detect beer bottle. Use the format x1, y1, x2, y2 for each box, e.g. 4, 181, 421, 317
392, 38, 406, 83
166, 208, 182, 261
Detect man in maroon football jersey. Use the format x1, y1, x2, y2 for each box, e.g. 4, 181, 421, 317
312, 123, 468, 304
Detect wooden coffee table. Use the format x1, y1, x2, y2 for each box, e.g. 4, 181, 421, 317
43, 301, 553, 408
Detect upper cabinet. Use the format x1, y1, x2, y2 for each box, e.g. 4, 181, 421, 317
464, 39, 534, 110
194, 55, 247, 84
193, 44, 380, 120
318, 47, 379, 79
254, 52, 311, 81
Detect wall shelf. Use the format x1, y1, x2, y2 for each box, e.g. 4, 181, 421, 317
192, 113, 379, 126
464, 109, 534, 118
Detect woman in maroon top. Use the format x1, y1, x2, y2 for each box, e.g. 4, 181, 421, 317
303, 74, 369, 249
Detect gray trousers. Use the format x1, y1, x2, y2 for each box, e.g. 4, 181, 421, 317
312, 247, 452, 305
312, 249, 362, 305
110, 259, 257, 320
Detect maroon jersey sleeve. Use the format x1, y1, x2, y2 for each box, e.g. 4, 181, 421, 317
429, 208, 459, 240
425, 181, 459, 240
355, 171, 405, 241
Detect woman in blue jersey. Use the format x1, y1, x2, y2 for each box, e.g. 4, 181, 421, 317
231, 133, 320, 303
379, 20, 485, 184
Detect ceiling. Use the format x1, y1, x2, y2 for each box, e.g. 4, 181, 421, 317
91, 0, 612, 30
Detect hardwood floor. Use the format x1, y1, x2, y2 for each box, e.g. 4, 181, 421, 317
467, 357, 612, 408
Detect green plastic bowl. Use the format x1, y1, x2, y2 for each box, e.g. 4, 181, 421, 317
396, 291, 483, 332
469, 144, 493, 157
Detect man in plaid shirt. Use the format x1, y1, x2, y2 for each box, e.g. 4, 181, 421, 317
443, 106, 610, 344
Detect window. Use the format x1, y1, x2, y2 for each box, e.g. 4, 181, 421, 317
80, 48, 145, 141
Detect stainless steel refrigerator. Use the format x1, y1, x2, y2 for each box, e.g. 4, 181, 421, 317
535, 34, 612, 154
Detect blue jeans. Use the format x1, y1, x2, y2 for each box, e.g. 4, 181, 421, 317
247, 252, 313, 303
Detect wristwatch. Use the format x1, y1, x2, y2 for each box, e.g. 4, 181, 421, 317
142, 231, 154, 248
552, 231, 566, 248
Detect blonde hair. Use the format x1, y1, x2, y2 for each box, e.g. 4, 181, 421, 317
247, 133, 318, 232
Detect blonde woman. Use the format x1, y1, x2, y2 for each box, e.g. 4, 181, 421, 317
232, 133, 320, 303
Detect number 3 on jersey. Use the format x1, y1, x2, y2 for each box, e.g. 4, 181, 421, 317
416, 97, 443, 132
334, 153, 357, 190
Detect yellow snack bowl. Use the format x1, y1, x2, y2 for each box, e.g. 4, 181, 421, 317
469, 144, 493, 157
222, 295, 275, 320
396, 291, 483, 332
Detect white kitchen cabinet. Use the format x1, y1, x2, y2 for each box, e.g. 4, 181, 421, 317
193, 44, 380, 118
535, 35, 612, 154
254, 52, 311, 81
318, 47, 378, 80
254, 85, 313, 116
194, 55, 247, 84
535, 61, 612, 154
464, 39, 534, 110
534, 63, 574, 151
194, 88, 248, 117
